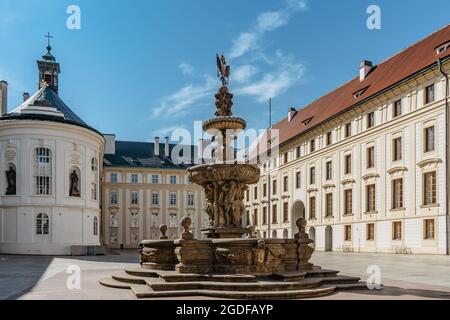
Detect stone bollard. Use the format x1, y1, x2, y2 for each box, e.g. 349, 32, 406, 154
295, 218, 314, 270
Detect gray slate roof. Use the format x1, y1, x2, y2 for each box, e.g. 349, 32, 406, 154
104, 140, 199, 169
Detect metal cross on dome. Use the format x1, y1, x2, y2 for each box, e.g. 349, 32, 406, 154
44, 32, 53, 48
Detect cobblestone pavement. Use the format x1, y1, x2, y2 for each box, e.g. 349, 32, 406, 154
1, 250, 450, 300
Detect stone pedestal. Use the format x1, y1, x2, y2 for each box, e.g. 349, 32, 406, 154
138, 240, 177, 271
174, 240, 213, 274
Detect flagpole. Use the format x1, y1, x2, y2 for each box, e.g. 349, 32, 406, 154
267, 98, 272, 238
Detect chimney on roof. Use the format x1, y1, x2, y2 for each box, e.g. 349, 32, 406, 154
0, 80, 8, 116
103, 134, 116, 155
23, 92, 30, 102
359, 60, 373, 81
164, 137, 170, 157
154, 137, 160, 156
288, 107, 297, 122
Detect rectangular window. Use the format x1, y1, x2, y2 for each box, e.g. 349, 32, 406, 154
344, 225, 352, 241
110, 173, 118, 183
131, 191, 138, 205
187, 193, 194, 206
170, 175, 177, 184
309, 197, 316, 219
283, 176, 288, 192
394, 99, 402, 117
283, 152, 288, 164
326, 161, 332, 180
310, 167, 316, 185
367, 112, 375, 128
152, 192, 159, 205
310, 140, 315, 153
325, 193, 333, 217
170, 192, 177, 206
345, 123, 352, 138
392, 221, 402, 240
272, 180, 277, 195
424, 126, 435, 152
295, 171, 301, 189
254, 186, 258, 200
111, 191, 118, 204
425, 84, 435, 104
344, 189, 353, 215
254, 208, 258, 225
263, 183, 267, 197
131, 174, 138, 184
296, 146, 301, 159
246, 189, 249, 202
272, 204, 278, 224
151, 175, 159, 184
283, 202, 289, 222
424, 219, 435, 240
366, 184, 376, 212
344, 154, 352, 175
262, 207, 267, 225
367, 223, 375, 241
423, 172, 437, 206
392, 178, 403, 209
367, 146, 375, 168
393, 138, 402, 161
35, 148, 52, 195
326, 132, 332, 146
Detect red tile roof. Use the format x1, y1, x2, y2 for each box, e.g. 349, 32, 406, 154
269, 24, 450, 149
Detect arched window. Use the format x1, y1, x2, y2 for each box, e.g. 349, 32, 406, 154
91, 158, 98, 201
36, 213, 49, 235
34, 148, 52, 195
93, 217, 98, 236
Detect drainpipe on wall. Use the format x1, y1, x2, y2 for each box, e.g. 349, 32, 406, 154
438, 58, 450, 255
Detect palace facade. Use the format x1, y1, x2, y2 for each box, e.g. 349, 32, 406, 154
246, 25, 450, 255
101, 136, 208, 249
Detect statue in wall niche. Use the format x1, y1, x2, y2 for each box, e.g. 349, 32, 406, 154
5, 165, 16, 195
69, 169, 81, 197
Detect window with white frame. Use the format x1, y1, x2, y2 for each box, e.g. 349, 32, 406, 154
93, 216, 98, 236
91, 158, 98, 200
152, 192, 159, 205
131, 174, 138, 184
187, 193, 194, 206
170, 192, 177, 206
170, 175, 177, 184
109, 212, 119, 227
36, 213, 49, 235
131, 191, 139, 205
111, 191, 118, 204
151, 174, 159, 184
130, 212, 139, 228
169, 213, 178, 227
151, 212, 158, 227
91, 157, 98, 172
110, 173, 118, 183
34, 148, 52, 195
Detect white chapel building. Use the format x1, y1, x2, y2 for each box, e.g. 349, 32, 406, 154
0, 45, 105, 255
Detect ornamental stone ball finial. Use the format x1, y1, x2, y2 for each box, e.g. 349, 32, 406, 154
180, 216, 194, 240
159, 224, 168, 240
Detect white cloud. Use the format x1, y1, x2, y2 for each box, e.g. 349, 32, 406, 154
233, 65, 259, 83
229, 0, 308, 59
178, 62, 194, 75
257, 11, 288, 32
229, 32, 258, 59
151, 76, 216, 119
236, 53, 305, 103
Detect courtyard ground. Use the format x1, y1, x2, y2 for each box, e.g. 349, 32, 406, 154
1, 250, 450, 300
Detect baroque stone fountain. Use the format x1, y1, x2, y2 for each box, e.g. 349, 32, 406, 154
99, 55, 366, 299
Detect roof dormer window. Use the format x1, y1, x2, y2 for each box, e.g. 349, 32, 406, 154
353, 86, 369, 99
436, 41, 450, 54
302, 117, 313, 126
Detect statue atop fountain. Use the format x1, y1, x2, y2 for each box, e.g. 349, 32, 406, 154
187, 55, 260, 238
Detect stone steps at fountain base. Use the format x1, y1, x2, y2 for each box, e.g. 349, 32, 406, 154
131, 284, 337, 299
147, 277, 322, 292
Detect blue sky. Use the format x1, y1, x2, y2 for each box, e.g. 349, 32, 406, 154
0, 0, 449, 143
